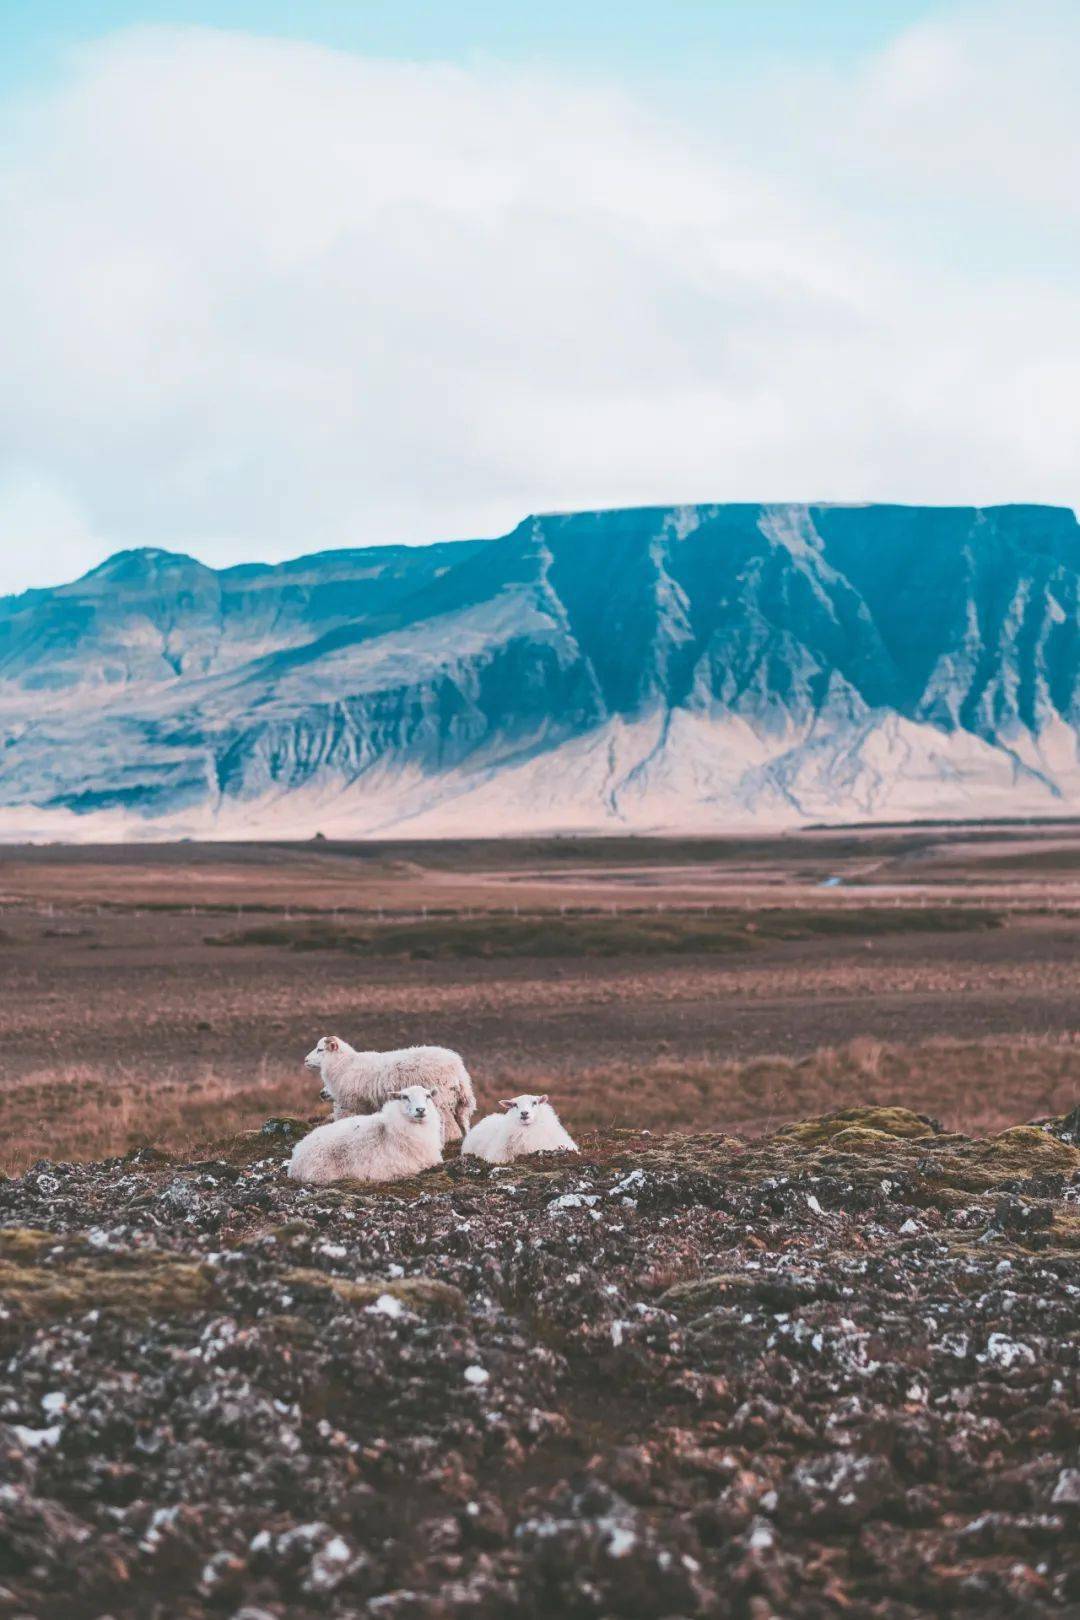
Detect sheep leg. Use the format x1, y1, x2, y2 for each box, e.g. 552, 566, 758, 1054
452, 1092, 472, 1138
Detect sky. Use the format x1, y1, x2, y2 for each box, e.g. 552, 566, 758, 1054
0, 0, 1078, 593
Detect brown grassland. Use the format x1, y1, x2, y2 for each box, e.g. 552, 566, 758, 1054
2, 822, 1079, 1171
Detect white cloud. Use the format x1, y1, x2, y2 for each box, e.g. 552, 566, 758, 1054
0, 4, 1077, 595
852, 1, 1080, 217
0, 474, 108, 594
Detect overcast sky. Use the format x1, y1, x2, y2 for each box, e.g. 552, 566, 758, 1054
1, 1, 1078, 593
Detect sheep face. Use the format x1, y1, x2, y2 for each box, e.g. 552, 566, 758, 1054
305, 1035, 342, 1071
498, 1094, 549, 1127
395, 1085, 436, 1124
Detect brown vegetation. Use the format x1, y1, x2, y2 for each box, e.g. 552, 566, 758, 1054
4, 1034, 1079, 1175
0, 1059, 309, 1174
5, 819, 1080, 916
208, 905, 1002, 959
566, 1034, 1080, 1140
2, 828, 1078, 1174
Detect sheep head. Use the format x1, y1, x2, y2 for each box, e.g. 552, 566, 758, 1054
394, 1086, 436, 1124
500, 1094, 549, 1126
305, 1034, 344, 1070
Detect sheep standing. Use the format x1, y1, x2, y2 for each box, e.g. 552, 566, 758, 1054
462, 1094, 578, 1164
305, 1036, 476, 1142
288, 1085, 443, 1186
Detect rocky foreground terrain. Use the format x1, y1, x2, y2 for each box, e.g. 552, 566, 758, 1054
1, 1105, 1079, 1618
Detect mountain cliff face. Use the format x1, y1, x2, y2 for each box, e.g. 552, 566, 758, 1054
3, 503, 1080, 838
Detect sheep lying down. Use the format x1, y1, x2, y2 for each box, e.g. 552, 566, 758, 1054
462, 1094, 578, 1164
288, 1086, 442, 1186
305, 1036, 476, 1143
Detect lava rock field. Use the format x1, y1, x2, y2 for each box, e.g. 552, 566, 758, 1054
1, 1104, 1079, 1618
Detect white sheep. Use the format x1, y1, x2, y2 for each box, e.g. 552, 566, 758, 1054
305, 1036, 476, 1143
288, 1085, 443, 1186
461, 1094, 578, 1164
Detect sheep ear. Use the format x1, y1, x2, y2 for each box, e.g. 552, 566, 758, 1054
325, 1036, 339, 1051
538, 1095, 549, 1106
425, 1087, 435, 1098
498, 1099, 513, 1110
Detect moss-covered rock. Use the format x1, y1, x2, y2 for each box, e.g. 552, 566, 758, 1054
0, 1228, 217, 1327
279, 1268, 466, 1319
822, 1127, 912, 1154
660, 1272, 758, 1314
0, 1227, 54, 1261
988, 1124, 1080, 1169
919, 1125, 1080, 1193
776, 1106, 940, 1145
1048, 1210, 1080, 1251
209, 1115, 315, 1166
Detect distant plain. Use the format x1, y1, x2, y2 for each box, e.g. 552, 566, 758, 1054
2, 822, 1079, 1171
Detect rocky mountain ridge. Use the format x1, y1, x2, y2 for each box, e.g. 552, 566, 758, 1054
3, 502, 1080, 837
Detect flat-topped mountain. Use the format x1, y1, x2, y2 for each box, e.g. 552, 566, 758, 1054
2, 502, 1080, 837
